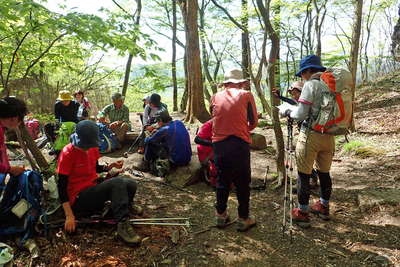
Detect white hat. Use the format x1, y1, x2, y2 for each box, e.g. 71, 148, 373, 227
223, 69, 247, 84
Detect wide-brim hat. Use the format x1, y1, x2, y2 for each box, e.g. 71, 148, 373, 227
70, 120, 99, 149
295, 55, 326, 77
223, 69, 248, 84
288, 81, 304, 92
57, 90, 73, 101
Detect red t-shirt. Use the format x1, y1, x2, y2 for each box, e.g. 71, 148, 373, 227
56, 143, 100, 205
197, 119, 213, 162
211, 88, 258, 143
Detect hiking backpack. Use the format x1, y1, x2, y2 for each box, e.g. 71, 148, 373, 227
97, 123, 119, 154
24, 118, 40, 140
0, 170, 43, 245
53, 122, 76, 151
310, 68, 353, 135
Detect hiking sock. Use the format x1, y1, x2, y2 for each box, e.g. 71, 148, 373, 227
297, 172, 311, 207
317, 171, 332, 201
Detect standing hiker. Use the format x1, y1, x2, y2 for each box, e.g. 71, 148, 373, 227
279, 55, 334, 228
57, 120, 142, 245
211, 68, 258, 232
98, 92, 131, 144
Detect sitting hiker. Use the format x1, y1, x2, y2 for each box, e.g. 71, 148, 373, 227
98, 92, 131, 143
0, 97, 43, 245
73, 90, 91, 121
45, 90, 80, 144
194, 119, 217, 187
137, 93, 168, 153
137, 96, 150, 124
279, 55, 334, 228
56, 120, 141, 245
140, 111, 191, 175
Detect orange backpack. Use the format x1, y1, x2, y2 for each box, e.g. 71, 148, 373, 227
311, 68, 353, 135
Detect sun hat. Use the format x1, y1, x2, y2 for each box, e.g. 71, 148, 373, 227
57, 90, 73, 101
149, 93, 161, 106
288, 81, 304, 92
295, 55, 326, 77
223, 69, 247, 84
111, 92, 124, 101
70, 120, 99, 149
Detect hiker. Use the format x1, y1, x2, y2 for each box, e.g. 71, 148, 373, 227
137, 96, 150, 124
211, 68, 258, 232
139, 110, 191, 176
73, 91, 91, 121
98, 92, 131, 143
0, 97, 28, 176
56, 120, 142, 245
44, 90, 80, 144
273, 81, 304, 105
54, 90, 80, 123
279, 55, 335, 228
194, 119, 218, 187
137, 93, 168, 154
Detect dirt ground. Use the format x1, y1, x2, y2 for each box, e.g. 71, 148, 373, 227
8, 72, 400, 266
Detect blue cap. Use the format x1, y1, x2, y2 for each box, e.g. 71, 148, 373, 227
295, 55, 326, 77
70, 120, 99, 149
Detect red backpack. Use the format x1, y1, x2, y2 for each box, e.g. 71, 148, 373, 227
24, 119, 40, 140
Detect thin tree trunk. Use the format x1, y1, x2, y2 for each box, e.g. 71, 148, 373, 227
121, 54, 133, 97
349, 0, 363, 132
172, 0, 178, 111
19, 124, 48, 171
241, 0, 250, 78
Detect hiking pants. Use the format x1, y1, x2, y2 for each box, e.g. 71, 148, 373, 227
298, 171, 332, 208
213, 136, 251, 219
112, 122, 129, 143
144, 142, 168, 162
72, 177, 137, 221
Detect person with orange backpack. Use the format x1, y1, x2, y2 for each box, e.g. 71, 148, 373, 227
280, 55, 352, 228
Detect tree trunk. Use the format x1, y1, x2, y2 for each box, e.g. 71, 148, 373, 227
349, 0, 363, 132
241, 0, 250, 79
172, 0, 178, 111
121, 54, 133, 97
257, 0, 286, 186
181, 0, 210, 123
19, 124, 49, 171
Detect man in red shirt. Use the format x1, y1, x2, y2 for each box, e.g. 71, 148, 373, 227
57, 120, 141, 245
211, 69, 258, 232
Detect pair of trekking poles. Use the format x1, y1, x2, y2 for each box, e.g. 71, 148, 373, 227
282, 118, 295, 241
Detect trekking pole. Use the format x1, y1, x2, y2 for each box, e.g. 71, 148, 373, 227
282, 119, 291, 237
287, 118, 294, 242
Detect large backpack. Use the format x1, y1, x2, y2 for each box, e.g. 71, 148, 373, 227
0, 171, 43, 245
311, 68, 353, 135
53, 122, 76, 151
97, 123, 119, 153
24, 118, 40, 140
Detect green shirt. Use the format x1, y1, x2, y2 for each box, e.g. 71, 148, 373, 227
100, 104, 131, 130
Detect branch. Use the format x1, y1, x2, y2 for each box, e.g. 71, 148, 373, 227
23, 32, 67, 79
210, 0, 246, 32
111, 0, 131, 17
145, 22, 185, 48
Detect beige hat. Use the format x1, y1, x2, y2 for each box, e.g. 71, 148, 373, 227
288, 81, 304, 91
223, 69, 248, 84
57, 90, 73, 101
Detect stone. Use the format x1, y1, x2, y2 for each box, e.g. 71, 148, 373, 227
250, 133, 267, 150
358, 188, 400, 211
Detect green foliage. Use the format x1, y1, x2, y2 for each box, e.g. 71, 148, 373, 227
342, 140, 384, 158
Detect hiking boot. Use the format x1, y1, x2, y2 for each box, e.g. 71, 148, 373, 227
135, 159, 149, 172
215, 211, 230, 228
237, 216, 256, 232
117, 219, 141, 245
137, 147, 144, 154
131, 204, 144, 216
292, 208, 311, 228
310, 201, 330, 220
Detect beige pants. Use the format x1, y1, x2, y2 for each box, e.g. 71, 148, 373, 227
112, 122, 129, 143
295, 131, 335, 174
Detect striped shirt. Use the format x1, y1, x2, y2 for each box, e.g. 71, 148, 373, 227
101, 104, 131, 130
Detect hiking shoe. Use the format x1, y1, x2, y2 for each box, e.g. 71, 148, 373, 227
215, 211, 230, 228
292, 208, 311, 228
117, 219, 141, 245
237, 216, 256, 232
137, 147, 144, 154
310, 201, 330, 220
131, 204, 144, 216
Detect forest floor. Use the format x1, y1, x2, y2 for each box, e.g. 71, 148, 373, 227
9, 72, 400, 267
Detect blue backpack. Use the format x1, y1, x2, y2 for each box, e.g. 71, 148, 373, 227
97, 123, 119, 153
0, 171, 43, 245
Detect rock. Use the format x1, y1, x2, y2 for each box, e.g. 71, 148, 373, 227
250, 133, 267, 150
166, 157, 202, 187
125, 131, 139, 141
171, 230, 180, 244
374, 255, 390, 266
358, 188, 400, 211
